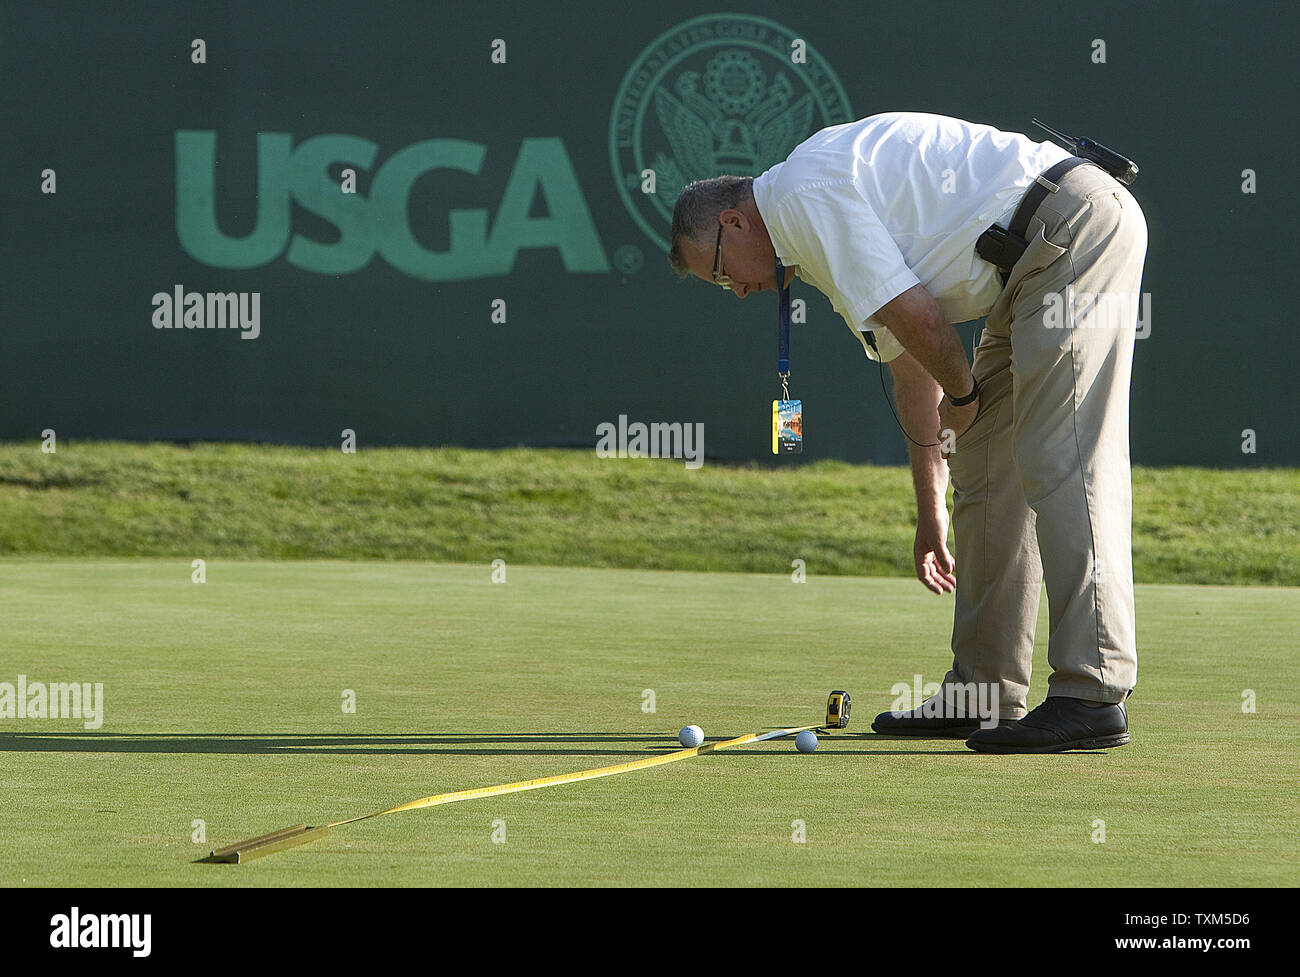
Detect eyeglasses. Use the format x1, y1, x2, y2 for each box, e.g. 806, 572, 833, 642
711, 223, 732, 289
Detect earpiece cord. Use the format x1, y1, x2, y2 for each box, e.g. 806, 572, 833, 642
872, 345, 939, 449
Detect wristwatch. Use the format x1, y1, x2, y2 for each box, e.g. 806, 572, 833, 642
947, 376, 980, 407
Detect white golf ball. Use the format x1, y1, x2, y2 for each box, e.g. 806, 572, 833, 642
795, 730, 818, 753
678, 724, 704, 748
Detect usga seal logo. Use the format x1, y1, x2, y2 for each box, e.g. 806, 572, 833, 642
610, 14, 855, 252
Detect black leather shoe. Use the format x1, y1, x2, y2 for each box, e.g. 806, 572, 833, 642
965, 696, 1129, 753
873, 699, 1016, 738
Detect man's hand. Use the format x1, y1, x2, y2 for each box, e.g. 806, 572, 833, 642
937, 391, 980, 458
914, 508, 956, 594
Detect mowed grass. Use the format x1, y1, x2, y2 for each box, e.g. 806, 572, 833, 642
1, 442, 1297, 584
0, 560, 1295, 887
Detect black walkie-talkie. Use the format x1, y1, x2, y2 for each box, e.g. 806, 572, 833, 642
1032, 119, 1139, 185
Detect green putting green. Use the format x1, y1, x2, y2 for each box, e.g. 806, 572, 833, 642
0, 560, 1295, 886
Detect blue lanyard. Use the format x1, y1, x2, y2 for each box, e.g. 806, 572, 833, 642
777, 257, 790, 381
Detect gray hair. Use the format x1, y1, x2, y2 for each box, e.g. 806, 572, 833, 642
667, 176, 754, 277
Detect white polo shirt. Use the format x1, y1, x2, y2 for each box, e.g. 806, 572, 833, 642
752, 112, 1072, 362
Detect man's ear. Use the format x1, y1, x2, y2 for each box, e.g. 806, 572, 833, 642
718, 208, 746, 230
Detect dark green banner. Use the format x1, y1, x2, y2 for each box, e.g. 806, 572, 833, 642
2, 0, 1294, 465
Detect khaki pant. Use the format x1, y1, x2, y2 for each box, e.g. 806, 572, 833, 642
943, 164, 1148, 716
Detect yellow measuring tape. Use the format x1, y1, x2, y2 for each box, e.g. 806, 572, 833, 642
206, 721, 824, 863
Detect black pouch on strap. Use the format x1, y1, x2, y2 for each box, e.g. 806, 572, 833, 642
976, 156, 1094, 285
975, 224, 1030, 274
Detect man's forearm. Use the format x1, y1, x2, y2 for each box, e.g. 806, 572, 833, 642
889, 351, 949, 518
875, 285, 975, 399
